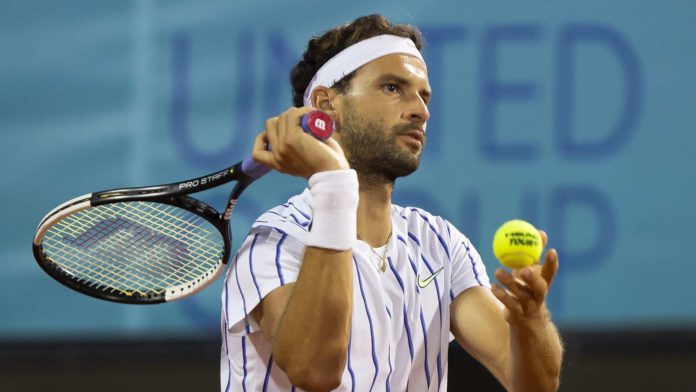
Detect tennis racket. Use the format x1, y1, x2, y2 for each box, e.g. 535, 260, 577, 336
32, 110, 334, 304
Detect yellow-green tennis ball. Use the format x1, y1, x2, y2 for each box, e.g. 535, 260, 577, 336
493, 220, 543, 269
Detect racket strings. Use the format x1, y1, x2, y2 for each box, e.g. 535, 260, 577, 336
55, 205, 212, 278
41, 201, 224, 296
51, 226, 197, 292
57, 203, 220, 280
48, 216, 210, 293
46, 206, 219, 294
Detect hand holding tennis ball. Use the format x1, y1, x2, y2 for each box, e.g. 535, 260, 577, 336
492, 219, 544, 268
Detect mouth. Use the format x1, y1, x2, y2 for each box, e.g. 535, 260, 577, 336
397, 129, 425, 146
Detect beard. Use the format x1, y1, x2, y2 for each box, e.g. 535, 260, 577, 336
338, 102, 424, 184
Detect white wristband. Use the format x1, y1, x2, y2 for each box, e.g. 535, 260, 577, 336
306, 169, 359, 251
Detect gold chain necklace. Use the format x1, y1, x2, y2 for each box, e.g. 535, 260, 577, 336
358, 230, 392, 272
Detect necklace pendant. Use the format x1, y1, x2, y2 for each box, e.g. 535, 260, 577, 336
359, 229, 392, 273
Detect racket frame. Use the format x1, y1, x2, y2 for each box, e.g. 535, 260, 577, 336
32, 161, 254, 304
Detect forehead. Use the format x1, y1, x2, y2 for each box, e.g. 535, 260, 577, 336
353, 53, 429, 86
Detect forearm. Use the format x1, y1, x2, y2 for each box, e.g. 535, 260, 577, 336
253, 163, 359, 390
272, 246, 353, 386
272, 169, 358, 390
508, 307, 563, 392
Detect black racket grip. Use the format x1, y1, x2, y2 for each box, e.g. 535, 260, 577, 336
241, 110, 334, 180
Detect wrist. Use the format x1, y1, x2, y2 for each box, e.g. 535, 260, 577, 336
305, 169, 359, 251
509, 306, 551, 332
311, 159, 350, 176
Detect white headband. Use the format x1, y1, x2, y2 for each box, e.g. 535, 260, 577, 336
303, 34, 425, 107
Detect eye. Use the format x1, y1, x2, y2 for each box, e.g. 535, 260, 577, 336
383, 83, 400, 94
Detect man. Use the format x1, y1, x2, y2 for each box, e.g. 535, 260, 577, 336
221, 14, 563, 392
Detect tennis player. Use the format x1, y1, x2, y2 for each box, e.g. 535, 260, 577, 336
221, 14, 563, 392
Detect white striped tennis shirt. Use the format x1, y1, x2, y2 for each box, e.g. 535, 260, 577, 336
221, 188, 490, 391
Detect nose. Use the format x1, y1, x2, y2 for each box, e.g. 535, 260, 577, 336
402, 95, 430, 125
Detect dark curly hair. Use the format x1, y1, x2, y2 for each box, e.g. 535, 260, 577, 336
290, 14, 424, 107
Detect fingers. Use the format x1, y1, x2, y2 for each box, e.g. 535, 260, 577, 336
263, 107, 314, 168
512, 263, 541, 280
265, 106, 316, 152
541, 248, 559, 287
264, 116, 279, 153
520, 267, 548, 302
539, 230, 548, 248
534, 228, 558, 287
491, 284, 524, 315
251, 131, 278, 170
495, 269, 540, 313
283, 106, 315, 138
256, 106, 348, 178
494, 261, 555, 318
496, 269, 531, 299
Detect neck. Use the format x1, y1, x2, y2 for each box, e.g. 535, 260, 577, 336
356, 173, 393, 248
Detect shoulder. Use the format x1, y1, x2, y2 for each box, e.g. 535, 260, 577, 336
250, 189, 313, 241
392, 204, 478, 261
392, 204, 457, 259
392, 204, 456, 242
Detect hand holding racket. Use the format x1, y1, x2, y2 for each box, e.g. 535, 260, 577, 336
253, 107, 349, 178
32, 109, 335, 304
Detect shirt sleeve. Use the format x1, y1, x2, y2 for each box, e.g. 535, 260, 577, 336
221, 225, 306, 336
448, 222, 491, 298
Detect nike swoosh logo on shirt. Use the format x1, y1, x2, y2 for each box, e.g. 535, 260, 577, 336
417, 267, 443, 288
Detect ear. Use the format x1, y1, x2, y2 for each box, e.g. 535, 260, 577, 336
311, 87, 339, 120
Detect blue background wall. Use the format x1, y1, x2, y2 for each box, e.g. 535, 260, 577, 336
2, 1, 695, 340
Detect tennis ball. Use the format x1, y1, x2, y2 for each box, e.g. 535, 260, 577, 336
492, 219, 543, 269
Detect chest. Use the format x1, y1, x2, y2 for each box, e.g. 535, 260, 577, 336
351, 236, 452, 340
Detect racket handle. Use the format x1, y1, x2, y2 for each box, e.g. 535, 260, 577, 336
241, 110, 335, 179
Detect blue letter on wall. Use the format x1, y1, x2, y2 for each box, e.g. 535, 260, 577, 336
420, 26, 467, 161
170, 31, 255, 168
479, 25, 541, 161
555, 24, 642, 159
